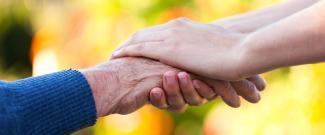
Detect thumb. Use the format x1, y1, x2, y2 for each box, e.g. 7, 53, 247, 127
112, 42, 165, 61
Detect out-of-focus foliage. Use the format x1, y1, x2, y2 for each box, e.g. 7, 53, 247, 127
205, 64, 325, 135
0, 0, 32, 80
2, 0, 325, 135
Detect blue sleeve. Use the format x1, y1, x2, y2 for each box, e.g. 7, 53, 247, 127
0, 70, 97, 135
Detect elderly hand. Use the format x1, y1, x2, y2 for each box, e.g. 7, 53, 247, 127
81, 57, 265, 116
112, 18, 252, 80
148, 71, 266, 112
81, 57, 180, 116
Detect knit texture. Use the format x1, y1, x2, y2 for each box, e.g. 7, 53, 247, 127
0, 70, 97, 135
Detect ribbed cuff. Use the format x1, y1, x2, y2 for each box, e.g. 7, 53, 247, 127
10, 70, 97, 135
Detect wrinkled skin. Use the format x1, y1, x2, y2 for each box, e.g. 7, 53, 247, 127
82, 57, 264, 116
82, 57, 180, 115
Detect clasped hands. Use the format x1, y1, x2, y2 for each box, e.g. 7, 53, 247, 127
82, 17, 266, 117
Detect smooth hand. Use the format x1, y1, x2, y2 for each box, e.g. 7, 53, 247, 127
112, 18, 251, 80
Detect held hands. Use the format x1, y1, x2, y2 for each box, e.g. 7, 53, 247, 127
82, 58, 265, 116
148, 71, 266, 112
111, 17, 266, 112
81, 58, 181, 116
112, 17, 251, 80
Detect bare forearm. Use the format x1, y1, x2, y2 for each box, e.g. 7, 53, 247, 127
241, 0, 325, 77
213, 0, 319, 33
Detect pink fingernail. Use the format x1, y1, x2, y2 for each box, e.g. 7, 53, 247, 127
152, 91, 162, 98
165, 71, 176, 85
178, 72, 188, 85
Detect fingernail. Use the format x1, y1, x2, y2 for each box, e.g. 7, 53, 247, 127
178, 72, 188, 86
193, 80, 200, 89
165, 71, 176, 85
152, 91, 162, 98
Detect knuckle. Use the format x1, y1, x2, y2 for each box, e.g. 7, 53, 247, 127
170, 18, 187, 27
129, 31, 140, 43
177, 17, 190, 22
243, 81, 256, 91
131, 31, 140, 38
221, 81, 233, 90
133, 43, 146, 51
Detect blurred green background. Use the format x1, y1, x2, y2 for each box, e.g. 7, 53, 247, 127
2, 0, 325, 135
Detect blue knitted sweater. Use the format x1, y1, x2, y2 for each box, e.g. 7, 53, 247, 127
0, 70, 97, 135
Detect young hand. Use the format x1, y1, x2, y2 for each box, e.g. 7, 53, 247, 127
112, 18, 251, 80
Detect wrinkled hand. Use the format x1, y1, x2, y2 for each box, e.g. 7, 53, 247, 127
112, 17, 251, 80
148, 71, 266, 112
81, 57, 266, 116
81, 57, 180, 116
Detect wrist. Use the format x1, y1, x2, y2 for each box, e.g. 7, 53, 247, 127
228, 33, 252, 80
209, 31, 252, 80
237, 32, 277, 78
79, 65, 119, 117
